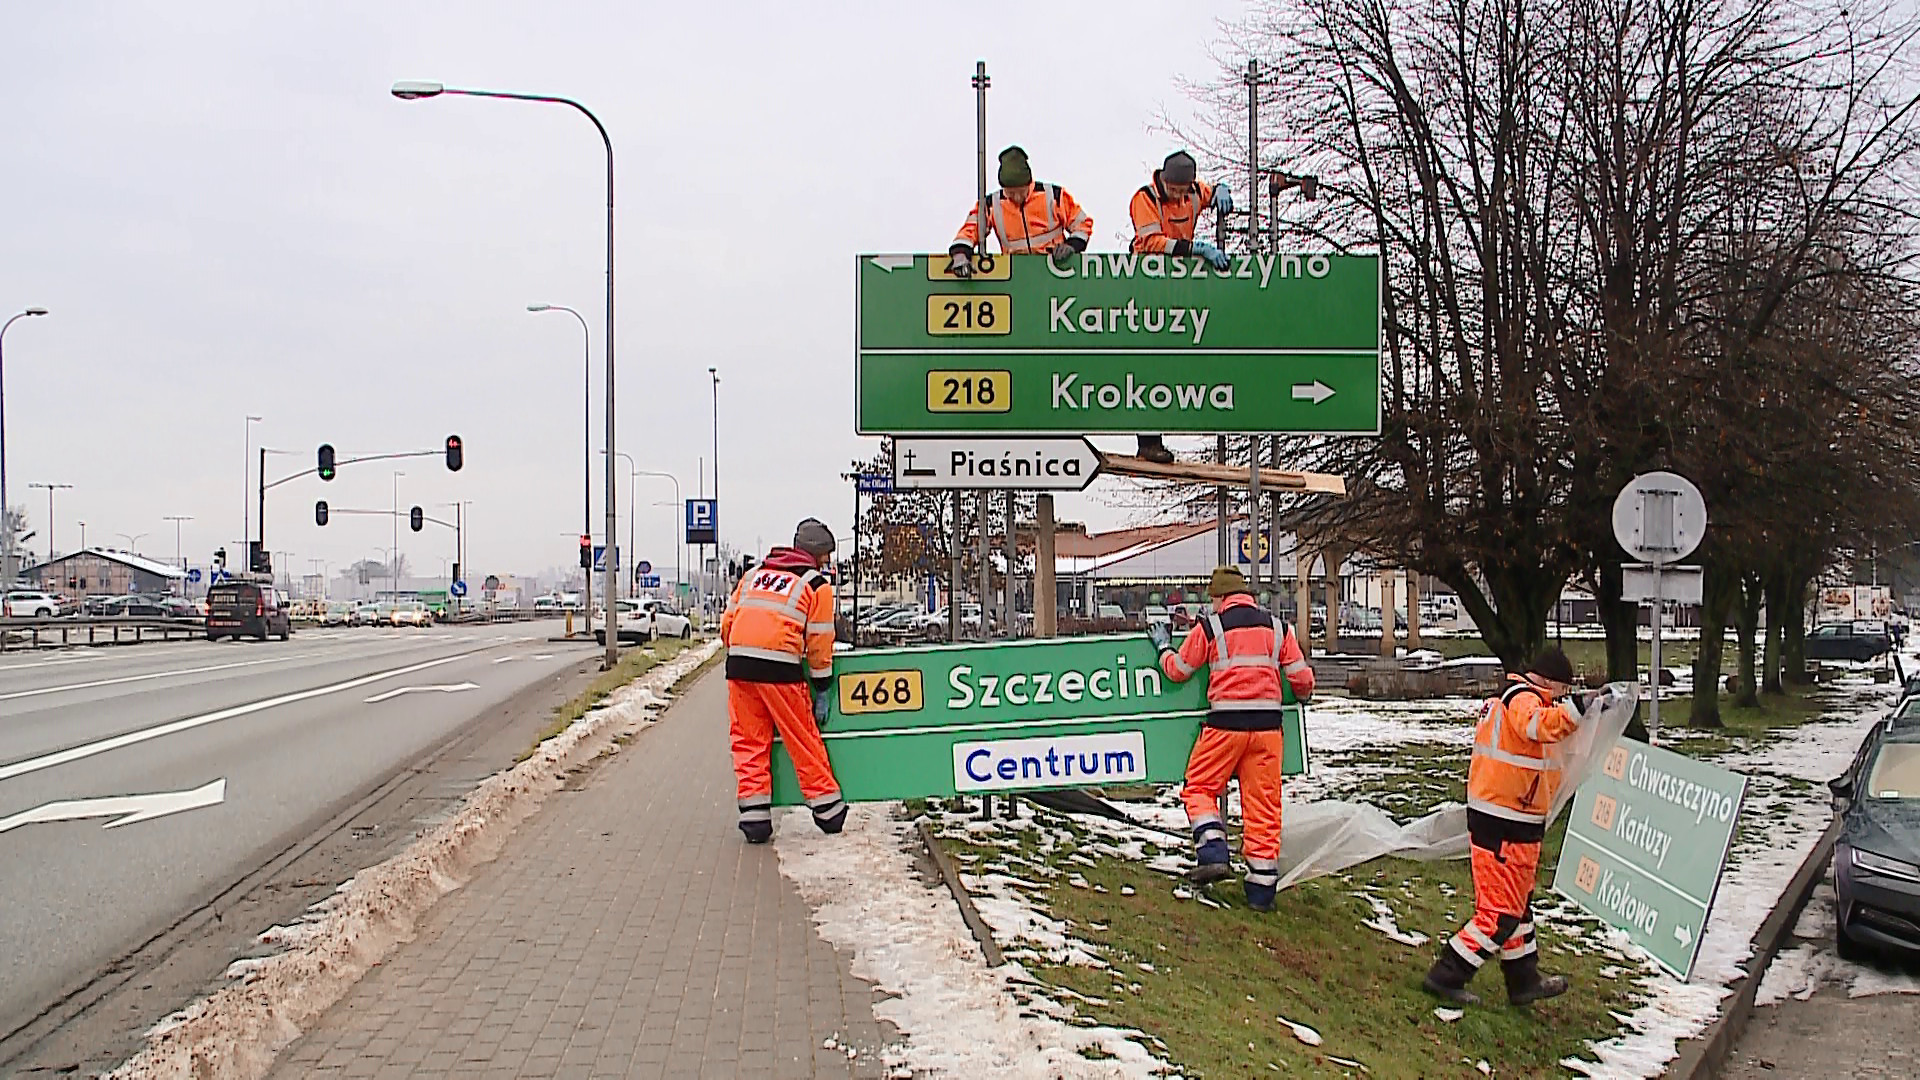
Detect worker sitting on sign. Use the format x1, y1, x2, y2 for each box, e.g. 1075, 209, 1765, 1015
1150, 566, 1313, 912
720, 519, 846, 843
1423, 648, 1591, 1006
1127, 149, 1233, 464
948, 146, 1092, 277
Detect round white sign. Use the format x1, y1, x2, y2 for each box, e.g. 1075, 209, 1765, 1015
1612, 471, 1707, 564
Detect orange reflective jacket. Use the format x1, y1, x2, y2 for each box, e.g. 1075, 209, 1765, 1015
1130, 174, 1216, 255
720, 547, 835, 684
1466, 676, 1580, 826
1161, 594, 1313, 730
954, 183, 1092, 254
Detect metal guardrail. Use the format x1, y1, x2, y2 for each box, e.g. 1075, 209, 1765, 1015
0, 616, 208, 650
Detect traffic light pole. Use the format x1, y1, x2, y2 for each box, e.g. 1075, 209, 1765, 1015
259, 445, 455, 573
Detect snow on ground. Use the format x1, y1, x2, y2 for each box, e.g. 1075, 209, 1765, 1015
1755, 884, 1920, 1002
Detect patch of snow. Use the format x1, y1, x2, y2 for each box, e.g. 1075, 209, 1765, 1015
1433, 1007, 1464, 1023
1275, 1015, 1322, 1046
1353, 891, 1430, 947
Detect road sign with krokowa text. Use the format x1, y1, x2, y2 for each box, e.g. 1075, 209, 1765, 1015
770, 633, 1308, 805
856, 252, 1380, 435
1551, 738, 1747, 979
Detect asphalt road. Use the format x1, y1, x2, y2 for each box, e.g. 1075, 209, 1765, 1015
0, 621, 597, 1042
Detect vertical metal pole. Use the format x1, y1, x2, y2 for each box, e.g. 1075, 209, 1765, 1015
973, 62, 990, 260
1248, 454, 1262, 600
1036, 494, 1057, 638
976, 491, 990, 638
582, 316, 592, 639
1649, 565, 1662, 744
851, 482, 860, 646
1246, 58, 1260, 252
1215, 436, 1229, 565
1004, 490, 1018, 634
948, 491, 962, 644
602, 131, 619, 673
257, 446, 267, 570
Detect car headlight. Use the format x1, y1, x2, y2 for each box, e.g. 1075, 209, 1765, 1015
1852, 847, 1920, 882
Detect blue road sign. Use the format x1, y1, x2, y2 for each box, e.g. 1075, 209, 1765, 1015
637, 560, 653, 576
855, 473, 894, 495
639, 574, 662, 588
186, 568, 202, 584
686, 499, 718, 545
592, 545, 619, 573
450, 580, 468, 598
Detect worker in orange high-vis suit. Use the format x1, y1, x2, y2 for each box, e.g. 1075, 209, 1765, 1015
720, 518, 846, 843
1151, 566, 1314, 912
948, 146, 1092, 277
1125, 150, 1234, 464
1424, 648, 1593, 1006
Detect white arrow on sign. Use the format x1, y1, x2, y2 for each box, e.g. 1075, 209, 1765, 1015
867, 254, 915, 273
0, 778, 226, 835
1673, 923, 1693, 947
892, 436, 1103, 491
1291, 380, 1337, 405
363, 682, 480, 704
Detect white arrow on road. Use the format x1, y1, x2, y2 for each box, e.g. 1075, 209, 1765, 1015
0, 779, 226, 836
867, 254, 915, 272
363, 682, 480, 704
1291, 380, 1337, 405
1673, 923, 1693, 947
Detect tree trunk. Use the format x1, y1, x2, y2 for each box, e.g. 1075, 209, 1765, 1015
1781, 570, 1812, 686
1596, 560, 1640, 684
1690, 560, 1738, 729
1734, 571, 1763, 709
1445, 563, 1566, 673
1762, 567, 1789, 695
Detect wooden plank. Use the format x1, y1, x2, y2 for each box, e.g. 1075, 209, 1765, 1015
1097, 453, 1347, 496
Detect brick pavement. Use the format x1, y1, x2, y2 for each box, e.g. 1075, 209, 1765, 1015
1722, 992, 1920, 1079
270, 667, 900, 1079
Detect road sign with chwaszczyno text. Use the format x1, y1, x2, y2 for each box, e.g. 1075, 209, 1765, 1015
1551, 737, 1747, 979
856, 252, 1380, 435
892, 436, 1101, 491
770, 633, 1308, 805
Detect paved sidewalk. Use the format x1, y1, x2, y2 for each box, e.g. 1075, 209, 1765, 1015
1723, 992, 1920, 1079
270, 666, 900, 1079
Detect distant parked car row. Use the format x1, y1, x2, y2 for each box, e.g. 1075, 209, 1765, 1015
3, 589, 205, 618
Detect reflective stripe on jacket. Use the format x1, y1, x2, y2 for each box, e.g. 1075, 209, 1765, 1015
1129, 174, 1215, 255
720, 552, 835, 683
1160, 593, 1313, 730
1465, 675, 1579, 826
954, 183, 1093, 254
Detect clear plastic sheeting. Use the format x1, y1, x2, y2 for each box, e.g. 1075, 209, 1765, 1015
1274, 683, 1642, 891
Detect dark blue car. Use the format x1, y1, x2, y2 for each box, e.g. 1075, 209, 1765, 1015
1830, 717, 1920, 959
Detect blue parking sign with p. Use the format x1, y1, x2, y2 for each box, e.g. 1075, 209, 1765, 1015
686, 499, 718, 545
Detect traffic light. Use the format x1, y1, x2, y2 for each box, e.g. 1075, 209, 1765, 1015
579, 534, 592, 568
451, 562, 460, 586
410, 506, 424, 532
315, 500, 329, 526
445, 434, 463, 472
317, 443, 336, 482
214, 547, 226, 568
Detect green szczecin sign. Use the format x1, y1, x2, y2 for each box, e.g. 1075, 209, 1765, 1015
855, 252, 1381, 435
771, 634, 1308, 805
1551, 738, 1748, 979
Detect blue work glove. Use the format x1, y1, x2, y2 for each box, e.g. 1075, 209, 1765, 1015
1191, 240, 1230, 271
813, 689, 832, 726
1148, 622, 1173, 653
1211, 184, 1233, 214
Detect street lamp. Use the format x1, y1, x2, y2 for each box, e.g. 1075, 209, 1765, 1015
395, 79, 620, 671
0, 307, 49, 584
391, 471, 404, 600
115, 531, 149, 553
242, 415, 262, 569
164, 514, 193, 594
634, 465, 685, 604
709, 367, 720, 553
27, 482, 71, 565
530, 302, 594, 633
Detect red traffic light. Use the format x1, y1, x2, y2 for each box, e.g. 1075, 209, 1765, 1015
579, 534, 592, 568
445, 435, 463, 472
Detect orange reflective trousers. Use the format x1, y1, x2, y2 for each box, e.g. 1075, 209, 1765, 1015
1181, 727, 1284, 871
728, 680, 844, 829
1448, 839, 1541, 969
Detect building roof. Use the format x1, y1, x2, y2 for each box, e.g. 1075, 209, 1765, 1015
24, 547, 186, 579
1054, 518, 1221, 560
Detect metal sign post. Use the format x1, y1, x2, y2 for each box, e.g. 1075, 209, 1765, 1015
1612, 471, 1708, 742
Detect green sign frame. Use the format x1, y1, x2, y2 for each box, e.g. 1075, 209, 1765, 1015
855, 252, 1381, 435
771, 633, 1308, 805
1551, 738, 1748, 979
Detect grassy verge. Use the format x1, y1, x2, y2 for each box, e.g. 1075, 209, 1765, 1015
517, 636, 692, 761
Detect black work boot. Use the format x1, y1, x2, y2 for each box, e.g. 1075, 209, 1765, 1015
739, 819, 773, 844
1502, 953, 1568, 1005
1421, 948, 1483, 1006
1136, 435, 1176, 464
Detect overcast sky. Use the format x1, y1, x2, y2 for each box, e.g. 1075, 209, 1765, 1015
1, 1, 1247, 582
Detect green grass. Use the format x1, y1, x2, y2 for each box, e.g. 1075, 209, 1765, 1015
517, 637, 692, 760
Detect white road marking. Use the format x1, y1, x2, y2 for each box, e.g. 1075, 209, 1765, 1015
0, 651, 482, 784
491, 656, 517, 664
0, 653, 107, 672
0, 778, 226, 835
531, 654, 554, 661
0, 652, 321, 703
363, 682, 480, 703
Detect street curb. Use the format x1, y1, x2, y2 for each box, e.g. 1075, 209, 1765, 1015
917, 819, 1006, 967
1667, 816, 1840, 1080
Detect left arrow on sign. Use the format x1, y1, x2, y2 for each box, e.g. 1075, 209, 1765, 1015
363, 681, 480, 704
0, 778, 226, 835
867, 254, 915, 272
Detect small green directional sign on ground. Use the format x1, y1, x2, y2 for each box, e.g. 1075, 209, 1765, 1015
771, 634, 1308, 805
856, 252, 1381, 435
1552, 738, 1748, 979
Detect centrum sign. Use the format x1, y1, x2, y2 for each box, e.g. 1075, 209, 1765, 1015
1551, 738, 1748, 979
770, 634, 1309, 805
856, 253, 1380, 435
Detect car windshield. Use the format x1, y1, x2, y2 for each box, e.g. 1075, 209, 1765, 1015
1867, 740, 1920, 799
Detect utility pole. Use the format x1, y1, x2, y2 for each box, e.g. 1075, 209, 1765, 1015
27, 482, 71, 566
241, 415, 261, 570
165, 514, 193, 595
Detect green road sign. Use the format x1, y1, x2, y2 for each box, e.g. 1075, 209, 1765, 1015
1551, 738, 1748, 979
771, 633, 1308, 805
856, 253, 1381, 435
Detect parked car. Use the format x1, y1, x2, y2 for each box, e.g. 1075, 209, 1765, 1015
99, 595, 170, 617
595, 598, 695, 645
1830, 719, 1920, 958
157, 596, 199, 618
80, 593, 118, 616
354, 602, 383, 625
1805, 620, 1893, 662
646, 599, 693, 639
389, 602, 432, 627
322, 601, 356, 626
3, 590, 62, 617
532, 595, 560, 613
205, 581, 292, 641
